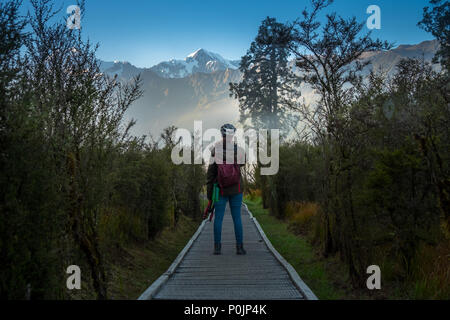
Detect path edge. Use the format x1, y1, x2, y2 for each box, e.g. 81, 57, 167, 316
243, 203, 319, 300
137, 218, 208, 300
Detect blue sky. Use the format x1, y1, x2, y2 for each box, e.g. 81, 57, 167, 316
22, 0, 434, 67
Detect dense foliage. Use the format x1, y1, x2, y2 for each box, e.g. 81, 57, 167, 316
0, 0, 204, 299
235, 0, 449, 297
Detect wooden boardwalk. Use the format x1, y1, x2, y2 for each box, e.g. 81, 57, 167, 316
138, 203, 317, 300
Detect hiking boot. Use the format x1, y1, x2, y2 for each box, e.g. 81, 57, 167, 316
236, 243, 246, 255
214, 243, 221, 255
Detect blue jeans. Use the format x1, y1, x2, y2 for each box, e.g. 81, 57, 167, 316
214, 193, 243, 245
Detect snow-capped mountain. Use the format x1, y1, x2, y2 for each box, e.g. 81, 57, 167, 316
99, 49, 240, 79
149, 49, 240, 78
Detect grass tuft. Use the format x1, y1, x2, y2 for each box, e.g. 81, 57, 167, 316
244, 196, 344, 299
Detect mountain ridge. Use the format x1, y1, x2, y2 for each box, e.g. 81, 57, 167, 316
98, 40, 439, 137
100, 40, 439, 78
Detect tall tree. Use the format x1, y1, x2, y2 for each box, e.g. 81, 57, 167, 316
419, 0, 450, 71
285, 0, 391, 285
230, 16, 300, 136
418, 0, 450, 229
23, 0, 142, 299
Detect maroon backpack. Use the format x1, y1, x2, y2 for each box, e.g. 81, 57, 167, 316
216, 143, 241, 190
217, 163, 240, 189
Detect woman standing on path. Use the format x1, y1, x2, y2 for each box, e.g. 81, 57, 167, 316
206, 124, 246, 255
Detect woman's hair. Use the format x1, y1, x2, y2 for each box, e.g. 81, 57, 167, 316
220, 123, 236, 137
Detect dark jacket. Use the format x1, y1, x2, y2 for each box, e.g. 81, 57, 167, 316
206, 141, 245, 200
